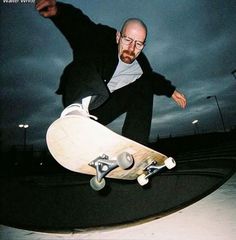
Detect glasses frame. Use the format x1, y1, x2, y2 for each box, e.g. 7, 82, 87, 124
120, 34, 145, 50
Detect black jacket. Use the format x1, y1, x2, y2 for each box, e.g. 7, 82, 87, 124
51, 2, 176, 109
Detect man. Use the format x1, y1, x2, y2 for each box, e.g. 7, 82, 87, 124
36, 0, 187, 145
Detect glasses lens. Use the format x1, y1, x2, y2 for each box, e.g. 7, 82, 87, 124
136, 42, 144, 50
121, 36, 144, 50
121, 36, 132, 45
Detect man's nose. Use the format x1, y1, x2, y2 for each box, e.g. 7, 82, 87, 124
128, 41, 136, 51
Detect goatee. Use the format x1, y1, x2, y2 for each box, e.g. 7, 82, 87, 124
120, 50, 135, 64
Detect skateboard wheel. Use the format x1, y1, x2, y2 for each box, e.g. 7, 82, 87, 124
164, 157, 176, 169
117, 152, 134, 169
90, 177, 106, 191
137, 174, 149, 186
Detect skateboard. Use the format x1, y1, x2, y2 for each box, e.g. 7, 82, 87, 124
46, 115, 176, 190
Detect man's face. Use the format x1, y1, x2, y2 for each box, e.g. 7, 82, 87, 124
116, 22, 146, 64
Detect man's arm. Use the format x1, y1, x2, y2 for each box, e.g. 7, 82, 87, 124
138, 54, 187, 109
35, 0, 99, 52
150, 72, 187, 109
35, 0, 116, 55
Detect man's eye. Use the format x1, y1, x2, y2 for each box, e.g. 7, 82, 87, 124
125, 38, 132, 43
136, 42, 143, 47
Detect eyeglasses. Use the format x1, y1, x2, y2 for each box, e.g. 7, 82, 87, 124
120, 35, 145, 50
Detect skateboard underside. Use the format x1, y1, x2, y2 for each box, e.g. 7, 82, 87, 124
46, 116, 169, 180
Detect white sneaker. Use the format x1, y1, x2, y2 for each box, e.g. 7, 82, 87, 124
60, 103, 98, 120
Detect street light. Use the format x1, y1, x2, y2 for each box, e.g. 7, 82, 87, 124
206, 96, 226, 132
192, 120, 199, 134
19, 124, 29, 150
231, 69, 236, 80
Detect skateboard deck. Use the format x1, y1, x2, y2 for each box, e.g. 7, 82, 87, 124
46, 115, 176, 190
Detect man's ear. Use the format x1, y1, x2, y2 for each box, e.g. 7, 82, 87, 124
116, 31, 121, 44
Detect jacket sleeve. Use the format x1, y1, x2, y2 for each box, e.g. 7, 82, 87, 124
50, 2, 96, 51
50, 2, 115, 53
138, 53, 176, 97
151, 72, 176, 97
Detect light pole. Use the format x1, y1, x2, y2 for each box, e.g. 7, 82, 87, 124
192, 120, 199, 134
19, 124, 29, 150
206, 96, 226, 132
231, 69, 236, 80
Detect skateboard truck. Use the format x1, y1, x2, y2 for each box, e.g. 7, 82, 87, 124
137, 157, 176, 186
89, 152, 134, 191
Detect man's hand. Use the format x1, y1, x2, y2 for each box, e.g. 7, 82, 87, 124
171, 90, 187, 109
35, 0, 58, 18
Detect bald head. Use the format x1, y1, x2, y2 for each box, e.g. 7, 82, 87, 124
121, 18, 147, 41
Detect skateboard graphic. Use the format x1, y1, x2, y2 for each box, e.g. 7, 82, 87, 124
46, 115, 176, 190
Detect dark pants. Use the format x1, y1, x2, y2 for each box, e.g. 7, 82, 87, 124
90, 76, 153, 145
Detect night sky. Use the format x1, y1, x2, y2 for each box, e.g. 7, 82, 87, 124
0, 0, 236, 150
